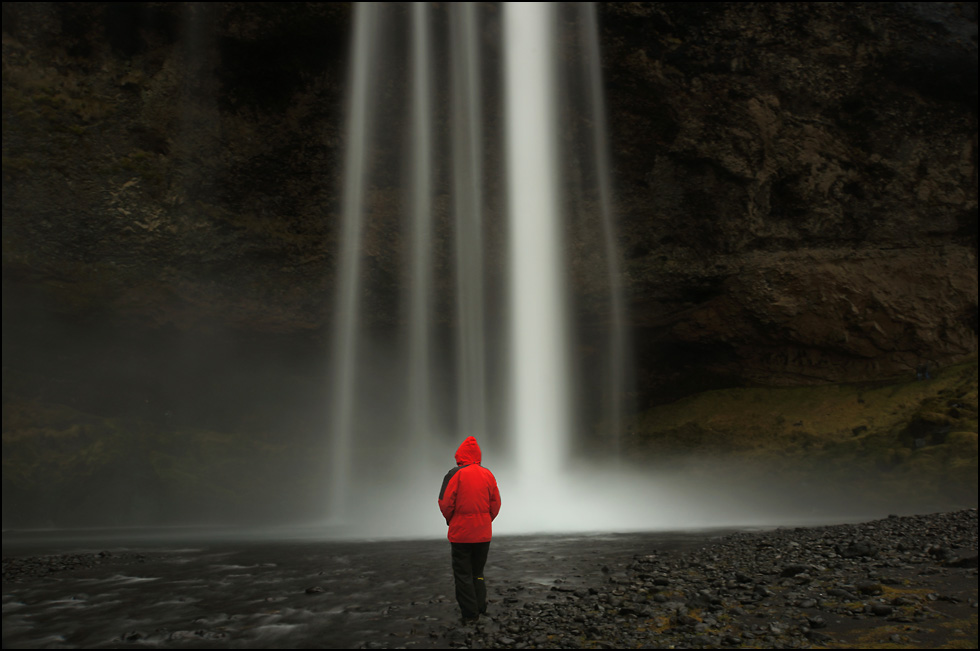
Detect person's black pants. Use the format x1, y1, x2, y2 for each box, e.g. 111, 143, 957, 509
450, 541, 491, 620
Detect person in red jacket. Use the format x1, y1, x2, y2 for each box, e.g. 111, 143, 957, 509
438, 436, 501, 623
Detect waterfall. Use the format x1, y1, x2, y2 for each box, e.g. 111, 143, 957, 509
327, 3, 379, 518
580, 3, 629, 457
450, 3, 489, 445
328, 2, 629, 534
503, 2, 570, 489
407, 2, 434, 460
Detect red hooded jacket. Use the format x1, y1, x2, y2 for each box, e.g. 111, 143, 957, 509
438, 437, 501, 543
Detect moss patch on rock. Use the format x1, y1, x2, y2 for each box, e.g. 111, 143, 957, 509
1, 397, 321, 527
625, 360, 978, 512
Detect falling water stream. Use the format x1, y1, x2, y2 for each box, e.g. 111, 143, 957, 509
407, 2, 435, 463
451, 3, 490, 446
320, 3, 813, 538
504, 3, 571, 497
328, 3, 378, 518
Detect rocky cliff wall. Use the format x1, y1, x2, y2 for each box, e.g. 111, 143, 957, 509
601, 2, 977, 401
2, 2, 977, 410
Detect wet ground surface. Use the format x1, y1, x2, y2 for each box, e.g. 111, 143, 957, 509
2, 529, 716, 649
3, 512, 977, 649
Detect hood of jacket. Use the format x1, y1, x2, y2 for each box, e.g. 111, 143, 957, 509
455, 436, 482, 466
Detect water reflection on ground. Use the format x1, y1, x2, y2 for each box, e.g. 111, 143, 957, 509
3, 526, 737, 648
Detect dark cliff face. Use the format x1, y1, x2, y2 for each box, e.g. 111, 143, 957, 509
2, 2, 977, 411
599, 2, 977, 400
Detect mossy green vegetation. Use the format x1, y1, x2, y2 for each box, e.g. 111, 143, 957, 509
1, 64, 114, 172
626, 360, 978, 512
827, 614, 980, 650
4, 361, 976, 526
1, 397, 319, 527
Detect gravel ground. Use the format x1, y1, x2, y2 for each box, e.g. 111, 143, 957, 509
431, 510, 978, 649
3, 509, 977, 649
